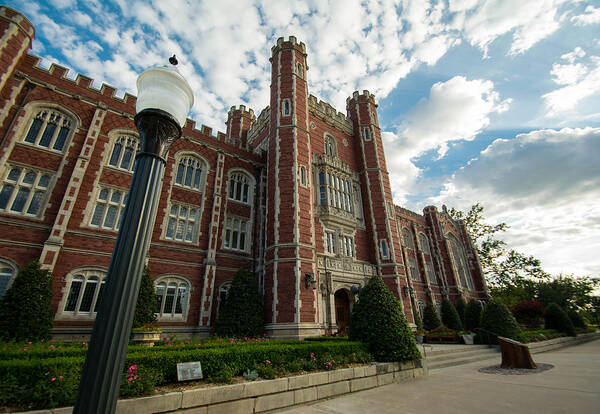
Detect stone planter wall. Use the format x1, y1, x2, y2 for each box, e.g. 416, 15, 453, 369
23, 360, 424, 414
528, 331, 599, 354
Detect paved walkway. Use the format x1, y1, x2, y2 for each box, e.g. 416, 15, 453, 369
278, 339, 600, 414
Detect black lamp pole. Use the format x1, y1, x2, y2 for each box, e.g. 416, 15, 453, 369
73, 108, 181, 414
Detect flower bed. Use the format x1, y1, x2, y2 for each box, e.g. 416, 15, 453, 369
521, 329, 564, 343
0, 338, 372, 411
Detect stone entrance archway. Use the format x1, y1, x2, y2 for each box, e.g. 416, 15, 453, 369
334, 289, 351, 336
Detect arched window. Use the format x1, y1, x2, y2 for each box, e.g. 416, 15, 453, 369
228, 171, 252, 203
0, 166, 52, 216
419, 233, 430, 255
0, 259, 18, 298
408, 256, 420, 281
299, 165, 307, 186
417, 300, 426, 321
402, 228, 414, 249
282, 99, 291, 116
23, 108, 74, 152
61, 269, 107, 317
426, 261, 437, 284
296, 63, 303, 77
108, 134, 140, 172
154, 276, 191, 320
449, 234, 474, 290
175, 156, 204, 191
324, 135, 337, 157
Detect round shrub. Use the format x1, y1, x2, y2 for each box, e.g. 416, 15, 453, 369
480, 300, 523, 344
349, 275, 420, 361
456, 296, 467, 327
213, 268, 264, 338
0, 261, 54, 341
441, 298, 463, 331
422, 302, 441, 331
545, 303, 576, 336
464, 299, 483, 331
567, 309, 587, 329
510, 300, 544, 328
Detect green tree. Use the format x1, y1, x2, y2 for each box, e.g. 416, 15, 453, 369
349, 275, 420, 361
132, 268, 158, 329
422, 302, 442, 331
441, 298, 463, 331
213, 268, 264, 338
0, 261, 54, 341
536, 275, 599, 310
411, 301, 423, 331
545, 303, 576, 337
566, 309, 586, 329
464, 299, 483, 331
480, 300, 523, 344
455, 296, 467, 327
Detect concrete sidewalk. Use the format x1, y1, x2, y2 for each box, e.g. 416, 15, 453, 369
278, 338, 600, 414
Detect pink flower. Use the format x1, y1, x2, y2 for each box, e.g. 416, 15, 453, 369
59, 376, 63, 379
51, 377, 56, 382
48, 345, 55, 349
266, 360, 271, 364
27, 341, 32, 345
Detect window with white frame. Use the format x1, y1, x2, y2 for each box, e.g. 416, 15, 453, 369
175, 156, 204, 191
402, 228, 414, 249
387, 202, 395, 216
324, 135, 337, 157
165, 203, 200, 243
363, 127, 371, 141
90, 187, 128, 231
108, 134, 140, 172
224, 216, 250, 251
325, 172, 354, 213
324, 231, 336, 254
282, 99, 291, 116
0, 259, 17, 299
228, 172, 251, 203
23, 108, 73, 152
154, 276, 190, 320
417, 300, 426, 321
62, 270, 106, 316
380, 239, 389, 259
408, 256, 420, 281
296, 63, 303, 77
299, 165, 307, 186
426, 262, 437, 284
419, 233, 430, 255
342, 235, 354, 257
449, 234, 474, 290
0, 166, 52, 216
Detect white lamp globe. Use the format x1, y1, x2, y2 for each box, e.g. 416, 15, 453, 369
136, 65, 194, 127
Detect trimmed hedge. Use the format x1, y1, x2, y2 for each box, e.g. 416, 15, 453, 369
545, 303, 576, 336
567, 309, 587, 329
464, 299, 482, 331
0, 341, 371, 410
441, 298, 463, 331
132, 268, 158, 329
480, 300, 523, 344
455, 297, 467, 327
349, 275, 420, 362
422, 302, 442, 331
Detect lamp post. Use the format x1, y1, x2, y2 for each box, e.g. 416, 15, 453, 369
74, 64, 193, 414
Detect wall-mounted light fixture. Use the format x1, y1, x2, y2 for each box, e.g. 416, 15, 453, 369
350, 285, 361, 295
305, 273, 316, 289
403, 285, 414, 297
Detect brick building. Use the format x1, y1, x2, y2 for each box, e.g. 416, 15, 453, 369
0, 6, 488, 339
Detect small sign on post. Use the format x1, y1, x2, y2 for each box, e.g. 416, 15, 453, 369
177, 361, 203, 381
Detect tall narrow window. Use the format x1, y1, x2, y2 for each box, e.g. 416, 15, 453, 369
108, 135, 140, 172
228, 172, 251, 203
409, 256, 420, 281
324, 135, 337, 157
363, 127, 371, 141
299, 166, 307, 186
0, 260, 17, 298
282, 99, 291, 116
419, 233, 431, 255
318, 171, 326, 205
24, 109, 73, 152
380, 239, 389, 259
62, 270, 106, 316
165, 203, 200, 243
449, 234, 474, 290
0, 167, 52, 216
343, 236, 354, 257
324, 231, 336, 254
426, 262, 437, 284
224, 217, 250, 252
175, 156, 204, 191
296, 63, 303, 77
402, 228, 414, 249
90, 187, 128, 231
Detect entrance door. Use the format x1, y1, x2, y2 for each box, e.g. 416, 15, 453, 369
334, 289, 350, 336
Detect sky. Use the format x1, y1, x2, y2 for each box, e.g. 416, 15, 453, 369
7, 0, 600, 279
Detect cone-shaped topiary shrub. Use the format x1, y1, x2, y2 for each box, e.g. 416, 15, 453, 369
0, 261, 54, 341
422, 302, 442, 331
349, 275, 420, 361
412, 302, 424, 331
456, 296, 467, 327
545, 303, 576, 336
441, 298, 463, 331
132, 268, 158, 329
464, 299, 483, 331
480, 300, 523, 344
214, 268, 264, 338
567, 309, 587, 328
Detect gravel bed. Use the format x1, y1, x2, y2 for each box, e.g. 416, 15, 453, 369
478, 363, 554, 375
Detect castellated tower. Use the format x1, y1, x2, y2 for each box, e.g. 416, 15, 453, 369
0, 7, 35, 92
226, 105, 255, 149
264, 37, 319, 338
346, 91, 414, 323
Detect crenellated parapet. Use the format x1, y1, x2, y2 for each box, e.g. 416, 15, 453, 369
247, 105, 270, 149
308, 94, 353, 135
346, 89, 377, 106
270, 36, 307, 57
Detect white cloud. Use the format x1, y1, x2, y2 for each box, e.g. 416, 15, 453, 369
550, 62, 588, 85
430, 127, 600, 276
561, 46, 586, 63
571, 5, 600, 25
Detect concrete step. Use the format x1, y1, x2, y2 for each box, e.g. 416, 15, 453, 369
421, 345, 490, 357
427, 350, 501, 371
425, 348, 499, 364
